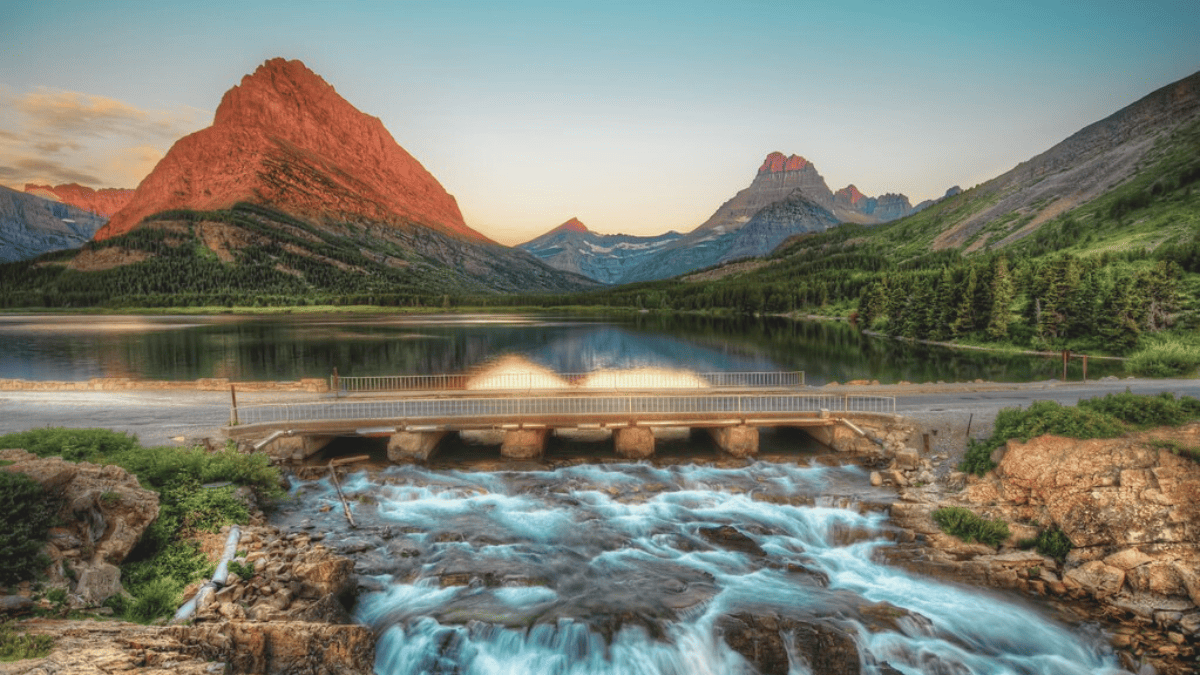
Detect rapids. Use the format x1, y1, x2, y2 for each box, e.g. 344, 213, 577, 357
283, 460, 1125, 674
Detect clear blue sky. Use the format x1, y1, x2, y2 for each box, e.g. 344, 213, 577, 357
3, 0, 1198, 244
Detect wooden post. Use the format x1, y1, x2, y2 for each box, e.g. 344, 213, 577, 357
329, 461, 357, 528
1061, 350, 1071, 381
1082, 355, 1088, 382
332, 368, 340, 398
230, 385, 239, 426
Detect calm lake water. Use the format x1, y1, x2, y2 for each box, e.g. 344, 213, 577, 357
0, 313, 1121, 384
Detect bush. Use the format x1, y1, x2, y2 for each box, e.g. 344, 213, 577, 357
0, 619, 54, 662
1, 428, 283, 624
1033, 527, 1073, 563
114, 577, 183, 625
959, 400, 1129, 476
932, 507, 1010, 547
107, 445, 283, 500
1079, 391, 1200, 428
958, 439, 997, 477
1126, 342, 1200, 377
0, 428, 138, 463
0, 472, 60, 585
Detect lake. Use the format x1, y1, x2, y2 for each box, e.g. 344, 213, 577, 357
0, 312, 1121, 384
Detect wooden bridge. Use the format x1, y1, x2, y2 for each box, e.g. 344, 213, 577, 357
224, 371, 899, 462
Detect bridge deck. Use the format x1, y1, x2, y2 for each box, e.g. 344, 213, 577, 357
226, 390, 896, 439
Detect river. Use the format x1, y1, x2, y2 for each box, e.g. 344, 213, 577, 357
0, 313, 1122, 384
279, 454, 1125, 674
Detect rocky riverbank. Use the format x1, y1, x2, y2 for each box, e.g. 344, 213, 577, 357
0, 450, 373, 675
880, 422, 1200, 675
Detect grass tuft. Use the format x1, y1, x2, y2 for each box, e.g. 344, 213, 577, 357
931, 507, 1010, 547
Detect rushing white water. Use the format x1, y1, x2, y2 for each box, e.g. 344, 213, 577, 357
288, 462, 1126, 675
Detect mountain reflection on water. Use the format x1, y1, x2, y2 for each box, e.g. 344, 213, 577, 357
0, 313, 1120, 383
282, 458, 1124, 675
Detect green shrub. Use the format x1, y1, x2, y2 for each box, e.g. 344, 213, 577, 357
1149, 439, 1200, 463
227, 559, 256, 580
107, 445, 283, 500
1126, 342, 1200, 377
0, 428, 138, 463
0, 619, 54, 662
116, 577, 183, 625
1033, 527, 1073, 563
0, 472, 60, 585
931, 506, 1010, 547
1078, 391, 1200, 428
959, 400, 1129, 476
958, 439, 998, 477
0, 429, 283, 624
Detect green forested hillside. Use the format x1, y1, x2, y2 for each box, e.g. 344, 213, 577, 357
517, 119, 1200, 370
0, 202, 591, 308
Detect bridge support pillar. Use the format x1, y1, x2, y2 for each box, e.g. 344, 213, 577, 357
805, 423, 872, 453
614, 426, 655, 459
268, 435, 334, 462
501, 429, 548, 460
708, 425, 759, 458
388, 431, 447, 463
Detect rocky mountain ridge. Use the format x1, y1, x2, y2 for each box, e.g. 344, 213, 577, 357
518, 218, 682, 285
63, 58, 592, 296
96, 58, 485, 244
930, 69, 1200, 251
24, 183, 134, 218
521, 153, 929, 284
0, 186, 108, 263
614, 152, 922, 283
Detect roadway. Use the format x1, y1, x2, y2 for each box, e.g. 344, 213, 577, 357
1, 377, 1197, 449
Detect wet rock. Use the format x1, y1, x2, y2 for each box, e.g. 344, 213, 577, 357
699, 525, 766, 558
718, 613, 860, 675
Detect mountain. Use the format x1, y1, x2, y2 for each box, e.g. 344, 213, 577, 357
922, 70, 1200, 252
617, 153, 917, 282
74, 58, 591, 296
97, 58, 482, 243
572, 69, 1200, 353
0, 186, 107, 263
518, 218, 682, 284
24, 183, 134, 218
912, 186, 962, 213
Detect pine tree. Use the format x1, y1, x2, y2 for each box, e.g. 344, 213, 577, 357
987, 256, 1014, 339
951, 266, 979, 338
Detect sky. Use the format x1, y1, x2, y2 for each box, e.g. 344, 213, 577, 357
2, 1, 1198, 245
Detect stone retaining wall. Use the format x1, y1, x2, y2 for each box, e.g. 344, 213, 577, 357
0, 377, 329, 393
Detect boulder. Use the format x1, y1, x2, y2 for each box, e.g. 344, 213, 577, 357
1, 449, 159, 605
718, 613, 860, 675
1064, 560, 1126, 599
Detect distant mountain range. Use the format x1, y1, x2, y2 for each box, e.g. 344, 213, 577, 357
2, 59, 1196, 308
0, 186, 107, 263
521, 153, 956, 284
24, 183, 134, 218
1, 58, 594, 297
517, 218, 682, 285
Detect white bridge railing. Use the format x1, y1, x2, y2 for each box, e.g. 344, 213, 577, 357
233, 393, 893, 426
332, 370, 805, 394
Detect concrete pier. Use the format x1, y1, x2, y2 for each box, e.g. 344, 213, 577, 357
614, 426, 655, 459
501, 428, 548, 460
387, 431, 447, 462
707, 425, 759, 458
268, 435, 334, 461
